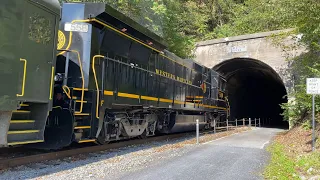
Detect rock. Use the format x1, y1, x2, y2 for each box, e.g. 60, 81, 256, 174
309, 175, 320, 180
307, 167, 314, 174
300, 175, 307, 180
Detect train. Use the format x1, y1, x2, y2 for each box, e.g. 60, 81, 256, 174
0, 0, 229, 149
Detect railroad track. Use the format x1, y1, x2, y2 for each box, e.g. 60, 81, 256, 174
0, 126, 239, 170
0, 132, 194, 170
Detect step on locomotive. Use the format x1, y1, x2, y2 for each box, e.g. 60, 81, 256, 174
0, 0, 230, 149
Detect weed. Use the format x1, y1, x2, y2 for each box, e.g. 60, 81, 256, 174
264, 143, 298, 180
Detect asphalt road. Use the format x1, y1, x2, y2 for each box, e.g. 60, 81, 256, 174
118, 128, 283, 180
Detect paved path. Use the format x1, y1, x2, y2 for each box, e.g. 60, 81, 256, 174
118, 128, 283, 180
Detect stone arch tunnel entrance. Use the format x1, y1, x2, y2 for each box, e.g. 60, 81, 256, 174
213, 58, 288, 128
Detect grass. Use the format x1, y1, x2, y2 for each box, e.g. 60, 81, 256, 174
264, 143, 299, 180
296, 152, 320, 176
264, 134, 320, 179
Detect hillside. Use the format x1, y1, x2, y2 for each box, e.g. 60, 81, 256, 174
264, 123, 320, 179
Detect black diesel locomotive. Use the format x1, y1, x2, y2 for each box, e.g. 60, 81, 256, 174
0, 1, 229, 149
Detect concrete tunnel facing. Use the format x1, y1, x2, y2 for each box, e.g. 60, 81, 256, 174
213, 58, 289, 129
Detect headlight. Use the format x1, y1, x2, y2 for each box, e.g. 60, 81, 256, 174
54, 73, 63, 82
54, 75, 59, 81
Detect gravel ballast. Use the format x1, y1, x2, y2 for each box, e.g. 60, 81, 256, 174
0, 127, 250, 180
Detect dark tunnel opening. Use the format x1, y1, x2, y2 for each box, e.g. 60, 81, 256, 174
213, 58, 289, 129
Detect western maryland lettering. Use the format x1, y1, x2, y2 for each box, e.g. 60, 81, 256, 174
156, 69, 192, 85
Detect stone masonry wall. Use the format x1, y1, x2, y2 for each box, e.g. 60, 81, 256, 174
194, 29, 305, 94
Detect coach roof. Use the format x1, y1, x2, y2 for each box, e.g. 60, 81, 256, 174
31, 0, 60, 16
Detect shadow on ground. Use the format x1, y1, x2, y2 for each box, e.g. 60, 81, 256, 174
0, 133, 199, 179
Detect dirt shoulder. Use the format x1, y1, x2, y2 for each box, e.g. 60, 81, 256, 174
264, 125, 320, 180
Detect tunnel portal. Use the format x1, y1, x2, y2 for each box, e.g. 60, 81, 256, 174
213, 58, 288, 128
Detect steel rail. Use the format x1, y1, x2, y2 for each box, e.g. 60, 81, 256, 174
0, 132, 195, 170
0, 125, 245, 170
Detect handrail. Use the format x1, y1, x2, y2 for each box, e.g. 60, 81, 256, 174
57, 19, 91, 56
62, 85, 71, 99
49, 66, 55, 100
70, 50, 85, 113
17, 58, 27, 97
58, 49, 85, 112
92, 55, 105, 119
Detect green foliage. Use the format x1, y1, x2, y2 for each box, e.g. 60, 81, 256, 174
264, 143, 298, 180
62, 0, 196, 57
60, 0, 319, 64
265, 142, 320, 179
297, 152, 320, 175
225, 0, 297, 35
301, 120, 312, 130
65, 0, 166, 38
267, 1, 320, 126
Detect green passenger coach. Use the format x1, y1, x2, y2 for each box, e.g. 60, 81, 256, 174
0, 0, 60, 147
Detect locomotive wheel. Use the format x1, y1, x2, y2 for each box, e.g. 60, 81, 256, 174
138, 130, 147, 139
96, 122, 110, 145
96, 134, 110, 145
96, 137, 110, 145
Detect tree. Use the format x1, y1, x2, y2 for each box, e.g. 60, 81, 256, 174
58, 0, 317, 60
278, 0, 320, 126
60, 0, 203, 58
